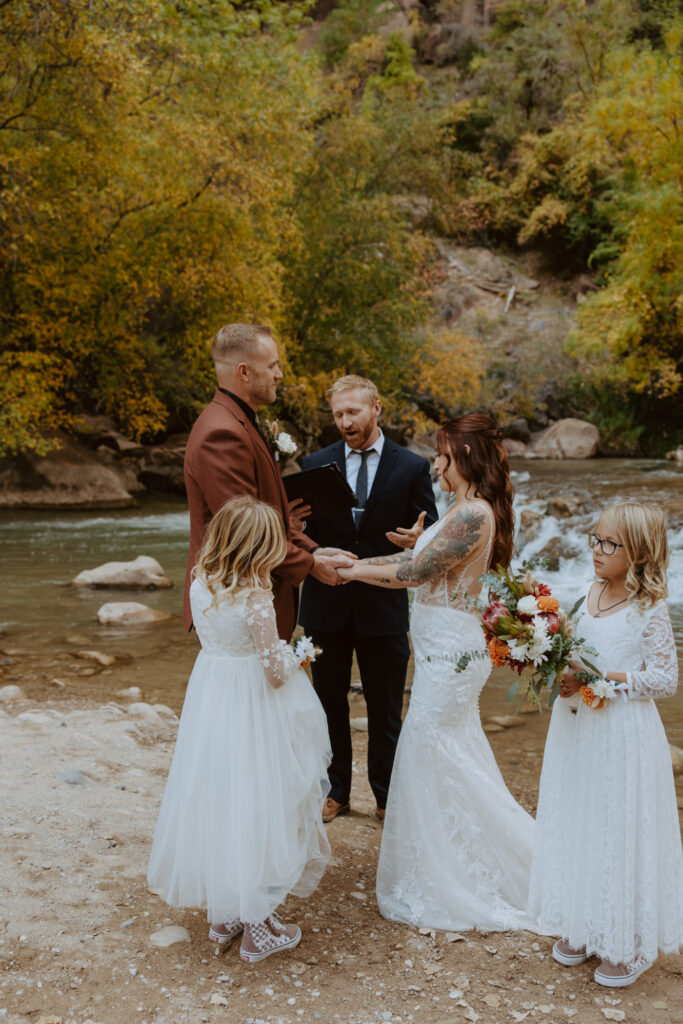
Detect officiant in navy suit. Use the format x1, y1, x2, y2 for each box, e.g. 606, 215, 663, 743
299, 375, 438, 823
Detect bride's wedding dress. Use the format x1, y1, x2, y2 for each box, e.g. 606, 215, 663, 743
376, 503, 538, 932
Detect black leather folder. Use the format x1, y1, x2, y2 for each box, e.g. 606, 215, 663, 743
283, 463, 356, 518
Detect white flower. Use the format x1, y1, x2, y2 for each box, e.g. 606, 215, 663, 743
276, 432, 297, 456
592, 678, 615, 700
508, 620, 552, 666
294, 635, 319, 665
517, 595, 540, 615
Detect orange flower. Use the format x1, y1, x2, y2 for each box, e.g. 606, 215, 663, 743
488, 637, 510, 667
538, 596, 560, 613
580, 684, 605, 710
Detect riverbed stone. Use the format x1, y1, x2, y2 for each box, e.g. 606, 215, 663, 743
116, 686, 143, 701
73, 555, 172, 589
74, 649, 116, 667
665, 445, 683, 464
503, 439, 528, 458
97, 602, 172, 626
149, 925, 191, 948
0, 684, 25, 703
545, 495, 582, 518
527, 418, 599, 459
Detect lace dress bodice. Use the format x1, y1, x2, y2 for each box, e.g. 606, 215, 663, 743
575, 585, 678, 699
190, 578, 299, 688
413, 500, 495, 611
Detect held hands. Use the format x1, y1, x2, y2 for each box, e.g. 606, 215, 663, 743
310, 547, 358, 587
386, 511, 427, 550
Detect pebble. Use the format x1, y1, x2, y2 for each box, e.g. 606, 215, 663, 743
149, 925, 191, 947
0, 685, 24, 703
75, 649, 116, 666
116, 686, 143, 701
58, 769, 94, 786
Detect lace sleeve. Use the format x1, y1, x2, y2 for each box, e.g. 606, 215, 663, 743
625, 603, 679, 700
245, 589, 299, 690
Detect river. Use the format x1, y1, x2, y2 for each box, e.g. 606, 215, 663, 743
1, 457, 682, 739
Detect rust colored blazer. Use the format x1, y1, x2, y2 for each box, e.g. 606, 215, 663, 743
183, 390, 316, 640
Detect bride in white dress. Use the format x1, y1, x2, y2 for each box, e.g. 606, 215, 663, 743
338, 414, 537, 932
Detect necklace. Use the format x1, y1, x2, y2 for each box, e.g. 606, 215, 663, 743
595, 581, 628, 618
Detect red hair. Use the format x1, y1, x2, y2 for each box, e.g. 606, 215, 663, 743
435, 414, 514, 569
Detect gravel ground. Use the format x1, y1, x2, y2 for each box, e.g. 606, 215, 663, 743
1, 635, 681, 1024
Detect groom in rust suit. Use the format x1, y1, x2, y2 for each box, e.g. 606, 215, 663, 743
183, 322, 353, 640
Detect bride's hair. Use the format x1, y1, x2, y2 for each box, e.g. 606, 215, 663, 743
193, 494, 287, 612
435, 414, 514, 569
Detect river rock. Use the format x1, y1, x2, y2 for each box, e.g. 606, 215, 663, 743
518, 508, 544, 546
0, 436, 136, 509
671, 744, 683, 776
545, 495, 582, 518
116, 686, 143, 701
665, 445, 683, 464
503, 439, 528, 458
74, 649, 116, 667
537, 535, 580, 570
0, 684, 25, 703
73, 555, 172, 589
150, 925, 191, 948
527, 418, 600, 459
97, 602, 172, 626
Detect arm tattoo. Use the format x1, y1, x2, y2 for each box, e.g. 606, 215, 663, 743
395, 508, 486, 583
363, 550, 413, 567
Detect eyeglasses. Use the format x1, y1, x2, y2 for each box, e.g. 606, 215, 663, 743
589, 533, 624, 556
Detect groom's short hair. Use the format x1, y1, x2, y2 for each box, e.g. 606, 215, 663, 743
327, 374, 379, 405
211, 323, 272, 366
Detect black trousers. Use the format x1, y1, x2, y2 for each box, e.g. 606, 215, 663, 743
310, 626, 410, 810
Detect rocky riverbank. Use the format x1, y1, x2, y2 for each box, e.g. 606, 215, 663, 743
1, 632, 682, 1024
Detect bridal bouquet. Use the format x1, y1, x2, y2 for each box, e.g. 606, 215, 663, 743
457, 559, 599, 707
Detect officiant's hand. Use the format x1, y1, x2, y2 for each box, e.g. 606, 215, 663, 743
311, 549, 357, 586
288, 498, 312, 531
386, 510, 427, 549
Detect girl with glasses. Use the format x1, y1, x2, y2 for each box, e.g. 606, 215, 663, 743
529, 501, 682, 987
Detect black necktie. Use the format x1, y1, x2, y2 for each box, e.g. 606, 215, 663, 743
353, 449, 373, 528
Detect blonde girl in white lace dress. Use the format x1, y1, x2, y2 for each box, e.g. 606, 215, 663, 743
529, 501, 682, 987
338, 415, 537, 932
148, 496, 330, 964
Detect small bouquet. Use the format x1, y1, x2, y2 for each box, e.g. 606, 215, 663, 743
458, 558, 600, 708
294, 635, 322, 669
579, 678, 626, 710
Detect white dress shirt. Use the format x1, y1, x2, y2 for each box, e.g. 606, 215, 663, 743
345, 430, 385, 500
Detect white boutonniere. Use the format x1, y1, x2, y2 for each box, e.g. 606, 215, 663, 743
294, 635, 322, 668
263, 419, 298, 460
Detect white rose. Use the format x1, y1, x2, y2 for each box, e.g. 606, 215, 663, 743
276, 432, 297, 456
517, 595, 540, 615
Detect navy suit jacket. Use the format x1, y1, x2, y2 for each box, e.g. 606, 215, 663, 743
298, 438, 438, 636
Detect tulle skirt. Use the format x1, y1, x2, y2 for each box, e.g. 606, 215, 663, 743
147, 650, 331, 924
528, 695, 683, 964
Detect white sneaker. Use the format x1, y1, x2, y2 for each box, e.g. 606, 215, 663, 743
552, 939, 588, 966
594, 956, 652, 987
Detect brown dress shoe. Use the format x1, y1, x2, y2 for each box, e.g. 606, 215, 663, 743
322, 797, 350, 823
375, 806, 386, 822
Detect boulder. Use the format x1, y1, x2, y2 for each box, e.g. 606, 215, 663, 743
517, 508, 544, 547
537, 535, 581, 570
503, 439, 528, 458
0, 436, 137, 509
97, 602, 172, 626
527, 419, 599, 460
503, 418, 531, 444
545, 495, 582, 519
73, 555, 172, 589
665, 445, 683, 464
